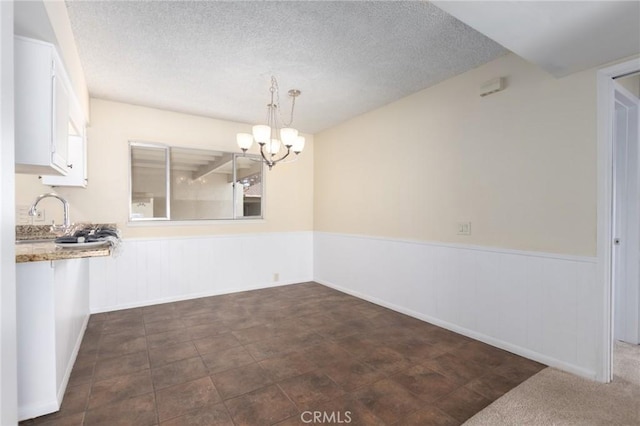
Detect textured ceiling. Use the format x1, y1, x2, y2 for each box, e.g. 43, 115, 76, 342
65, 1, 506, 134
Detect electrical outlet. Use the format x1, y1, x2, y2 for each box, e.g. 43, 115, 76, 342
34, 209, 45, 223
273, 273, 279, 282
457, 222, 471, 236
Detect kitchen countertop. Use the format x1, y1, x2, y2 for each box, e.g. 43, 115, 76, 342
15, 223, 117, 263
16, 241, 110, 263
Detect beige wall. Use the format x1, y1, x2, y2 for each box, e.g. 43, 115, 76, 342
16, 99, 314, 237
314, 53, 597, 256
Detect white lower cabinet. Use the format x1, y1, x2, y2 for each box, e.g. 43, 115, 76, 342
16, 258, 90, 421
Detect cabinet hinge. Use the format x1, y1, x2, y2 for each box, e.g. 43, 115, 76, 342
51, 60, 56, 77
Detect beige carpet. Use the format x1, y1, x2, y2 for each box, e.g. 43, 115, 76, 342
464, 341, 640, 425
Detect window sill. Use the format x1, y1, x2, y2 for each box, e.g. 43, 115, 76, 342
127, 218, 266, 227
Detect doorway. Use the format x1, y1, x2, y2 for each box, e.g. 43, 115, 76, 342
612, 78, 640, 345
598, 58, 640, 383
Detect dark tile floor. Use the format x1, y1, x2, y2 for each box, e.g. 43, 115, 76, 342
21, 282, 546, 426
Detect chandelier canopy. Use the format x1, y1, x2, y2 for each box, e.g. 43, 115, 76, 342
237, 76, 305, 170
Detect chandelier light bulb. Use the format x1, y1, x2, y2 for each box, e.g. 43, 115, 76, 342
280, 128, 299, 147
252, 125, 271, 144
265, 139, 281, 155
236, 133, 254, 151
293, 136, 305, 154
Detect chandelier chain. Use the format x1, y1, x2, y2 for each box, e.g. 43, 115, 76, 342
272, 76, 295, 127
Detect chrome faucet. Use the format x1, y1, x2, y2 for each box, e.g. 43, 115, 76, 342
28, 193, 71, 229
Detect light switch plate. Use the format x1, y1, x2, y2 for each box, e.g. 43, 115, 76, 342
457, 222, 471, 235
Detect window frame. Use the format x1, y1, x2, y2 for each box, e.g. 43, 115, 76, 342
128, 140, 264, 223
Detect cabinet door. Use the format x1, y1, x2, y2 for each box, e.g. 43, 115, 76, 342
14, 37, 54, 171
51, 69, 70, 173
14, 36, 71, 176
42, 135, 87, 187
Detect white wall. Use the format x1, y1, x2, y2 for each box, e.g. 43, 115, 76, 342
90, 232, 313, 313
315, 233, 599, 378
0, 1, 17, 425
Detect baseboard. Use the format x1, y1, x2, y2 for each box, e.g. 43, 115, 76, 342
315, 278, 598, 380
18, 400, 59, 422
90, 278, 313, 314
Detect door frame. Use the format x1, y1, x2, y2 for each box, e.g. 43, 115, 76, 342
597, 57, 640, 383
612, 82, 640, 345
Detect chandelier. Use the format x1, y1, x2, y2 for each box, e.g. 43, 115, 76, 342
236, 76, 305, 170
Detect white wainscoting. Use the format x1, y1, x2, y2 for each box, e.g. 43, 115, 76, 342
314, 232, 600, 379
89, 232, 313, 313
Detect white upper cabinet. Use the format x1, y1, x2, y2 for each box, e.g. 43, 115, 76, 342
42, 107, 87, 187
15, 36, 83, 176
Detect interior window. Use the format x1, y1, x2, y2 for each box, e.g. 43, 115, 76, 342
235, 155, 263, 218
130, 143, 169, 220
129, 142, 263, 222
